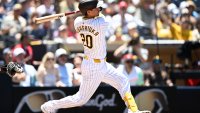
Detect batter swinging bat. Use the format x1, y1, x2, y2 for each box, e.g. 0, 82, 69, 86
34, 11, 80, 24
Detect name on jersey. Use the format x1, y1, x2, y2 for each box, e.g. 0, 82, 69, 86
76, 25, 99, 36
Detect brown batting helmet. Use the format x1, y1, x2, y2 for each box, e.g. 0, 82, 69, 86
78, 0, 103, 15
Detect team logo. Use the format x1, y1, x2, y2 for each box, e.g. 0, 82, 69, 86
84, 93, 116, 111
14, 89, 169, 113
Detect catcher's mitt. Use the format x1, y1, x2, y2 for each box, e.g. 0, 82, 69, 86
6, 62, 24, 77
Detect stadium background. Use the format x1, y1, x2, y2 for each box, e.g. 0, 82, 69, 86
0, 0, 200, 113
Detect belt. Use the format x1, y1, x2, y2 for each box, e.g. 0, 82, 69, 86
83, 56, 106, 63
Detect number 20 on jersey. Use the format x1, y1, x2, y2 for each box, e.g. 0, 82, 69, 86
80, 33, 93, 49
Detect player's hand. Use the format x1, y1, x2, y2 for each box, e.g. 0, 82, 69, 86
7, 62, 24, 77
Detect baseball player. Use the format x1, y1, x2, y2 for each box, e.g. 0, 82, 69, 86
41, 0, 150, 113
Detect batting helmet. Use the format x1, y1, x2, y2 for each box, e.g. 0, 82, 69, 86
78, 0, 103, 15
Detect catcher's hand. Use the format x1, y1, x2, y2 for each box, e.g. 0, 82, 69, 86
6, 62, 24, 77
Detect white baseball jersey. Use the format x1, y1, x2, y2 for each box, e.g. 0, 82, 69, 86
74, 15, 108, 59
43, 14, 135, 112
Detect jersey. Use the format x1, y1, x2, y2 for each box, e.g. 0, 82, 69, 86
74, 15, 109, 59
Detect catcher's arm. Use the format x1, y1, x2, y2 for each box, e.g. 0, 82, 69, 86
0, 62, 24, 77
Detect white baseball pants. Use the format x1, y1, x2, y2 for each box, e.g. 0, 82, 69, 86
53, 59, 131, 109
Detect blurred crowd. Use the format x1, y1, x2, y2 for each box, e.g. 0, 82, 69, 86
0, 0, 200, 87
1, 0, 200, 45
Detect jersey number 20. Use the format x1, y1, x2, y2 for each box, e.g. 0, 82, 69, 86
80, 33, 93, 49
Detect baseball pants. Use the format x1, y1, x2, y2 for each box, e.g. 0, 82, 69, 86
52, 59, 131, 109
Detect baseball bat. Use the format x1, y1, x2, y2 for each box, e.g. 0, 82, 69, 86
35, 11, 81, 24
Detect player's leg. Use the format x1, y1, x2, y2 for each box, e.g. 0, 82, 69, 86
41, 63, 104, 113
102, 63, 150, 113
